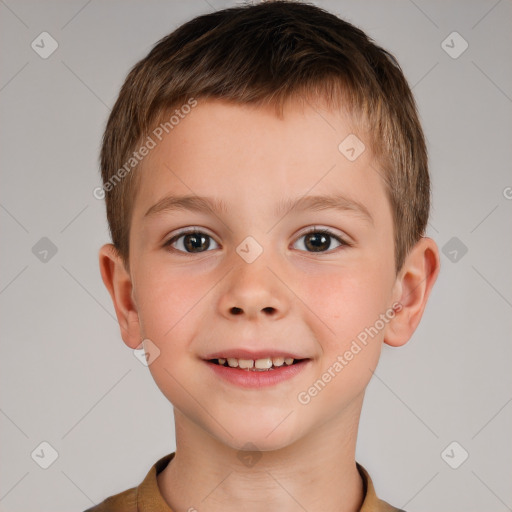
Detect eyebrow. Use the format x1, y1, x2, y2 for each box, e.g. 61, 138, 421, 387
144, 193, 373, 224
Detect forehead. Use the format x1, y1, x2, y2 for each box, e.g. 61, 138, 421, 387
131, 98, 389, 226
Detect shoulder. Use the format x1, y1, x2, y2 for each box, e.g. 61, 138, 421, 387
81, 452, 175, 512
82, 486, 138, 512
357, 463, 407, 512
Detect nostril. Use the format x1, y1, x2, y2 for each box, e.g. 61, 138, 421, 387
230, 307, 243, 315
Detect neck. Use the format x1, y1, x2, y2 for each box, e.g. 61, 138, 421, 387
157, 399, 365, 512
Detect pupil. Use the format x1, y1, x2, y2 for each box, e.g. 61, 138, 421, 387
185, 233, 209, 252
306, 233, 329, 252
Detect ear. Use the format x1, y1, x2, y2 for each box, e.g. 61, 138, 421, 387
98, 243, 141, 349
384, 237, 440, 347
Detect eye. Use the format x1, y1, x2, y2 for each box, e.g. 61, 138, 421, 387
293, 227, 348, 253
163, 229, 219, 254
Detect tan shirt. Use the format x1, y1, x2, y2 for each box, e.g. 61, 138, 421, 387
84, 453, 405, 512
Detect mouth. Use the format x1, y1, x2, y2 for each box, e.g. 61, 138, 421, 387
204, 354, 312, 388
208, 356, 309, 371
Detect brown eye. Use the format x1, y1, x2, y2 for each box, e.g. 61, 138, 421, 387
294, 228, 346, 253
165, 230, 219, 254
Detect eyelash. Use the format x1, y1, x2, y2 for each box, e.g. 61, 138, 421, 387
163, 227, 350, 255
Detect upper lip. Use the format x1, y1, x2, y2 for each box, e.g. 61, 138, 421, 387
204, 349, 309, 360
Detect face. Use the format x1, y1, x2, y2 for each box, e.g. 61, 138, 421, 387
125, 98, 401, 450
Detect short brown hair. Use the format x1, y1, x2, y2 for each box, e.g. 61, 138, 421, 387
100, 0, 429, 273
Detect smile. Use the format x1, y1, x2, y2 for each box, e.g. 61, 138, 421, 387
205, 358, 311, 388
210, 356, 303, 371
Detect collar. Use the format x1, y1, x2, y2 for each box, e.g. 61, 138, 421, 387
136, 452, 404, 512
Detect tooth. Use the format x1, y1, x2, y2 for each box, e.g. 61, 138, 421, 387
255, 358, 272, 369
227, 358, 239, 368
222, 356, 296, 369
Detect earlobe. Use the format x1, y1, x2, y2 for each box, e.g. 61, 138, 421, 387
384, 237, 440, 347
98, 243, 141, 349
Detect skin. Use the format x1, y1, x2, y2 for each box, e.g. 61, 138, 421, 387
99, 97, 440, 512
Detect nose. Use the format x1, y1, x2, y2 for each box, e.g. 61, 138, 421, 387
218, 259, 290, 321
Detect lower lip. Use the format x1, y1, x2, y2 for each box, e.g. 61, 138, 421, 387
205, 360, 310, 388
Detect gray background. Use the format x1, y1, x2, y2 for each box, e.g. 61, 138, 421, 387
1, 1, 511, 511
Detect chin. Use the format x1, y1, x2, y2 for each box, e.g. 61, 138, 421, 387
227, 434, 298, 454
212, 415, 305, 454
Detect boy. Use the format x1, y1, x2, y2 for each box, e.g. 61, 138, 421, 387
90, 1, 439, 510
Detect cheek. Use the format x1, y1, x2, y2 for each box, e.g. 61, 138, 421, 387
302, 264, 391, 335
297, 269, 388, 409
296, 265, 393, 397
136, 265, 207, 340
135, 270, 203, 402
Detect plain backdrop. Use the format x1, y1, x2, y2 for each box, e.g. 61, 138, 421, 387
1, 1, 511, 511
